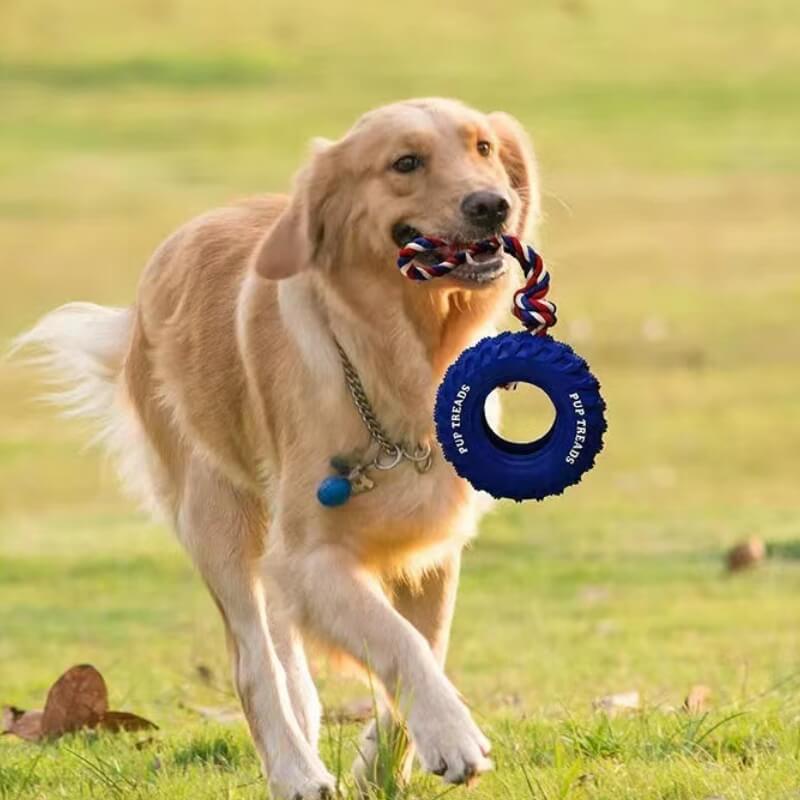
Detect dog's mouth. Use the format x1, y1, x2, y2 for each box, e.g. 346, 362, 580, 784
391, 223, 508, 285
448, 251, 507, 284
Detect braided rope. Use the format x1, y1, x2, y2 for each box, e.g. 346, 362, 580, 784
397, 234, 557, 335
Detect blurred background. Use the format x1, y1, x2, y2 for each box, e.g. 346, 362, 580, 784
1, 2, 799, 798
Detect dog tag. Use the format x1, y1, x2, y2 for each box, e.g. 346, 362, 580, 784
349, 470, 375, 494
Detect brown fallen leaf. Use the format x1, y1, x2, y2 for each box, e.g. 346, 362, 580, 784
96, 711, 158, 733
2, 664, 157, 743
41, 664, 108, 739
195, 663, 215, 686
2, 706, 43, 742
593, 690, 641, 716
726, 537, 766, 573
683, 685, 712, 714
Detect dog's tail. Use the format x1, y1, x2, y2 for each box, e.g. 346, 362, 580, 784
11, 303, 164, 515
12, 302, 133, 424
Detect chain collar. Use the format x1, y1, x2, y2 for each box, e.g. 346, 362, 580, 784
333, 338, 433, 476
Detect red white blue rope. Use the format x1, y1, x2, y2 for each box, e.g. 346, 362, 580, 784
397, 234, 558, 335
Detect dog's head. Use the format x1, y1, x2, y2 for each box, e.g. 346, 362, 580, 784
253, 98, 539, 290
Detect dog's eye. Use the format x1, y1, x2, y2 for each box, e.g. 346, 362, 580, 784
392, 154, 423, 173
477, 140, 491, 157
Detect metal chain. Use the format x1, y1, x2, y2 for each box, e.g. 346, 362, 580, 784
334, 338, 432, 473
334, 339, 397, 453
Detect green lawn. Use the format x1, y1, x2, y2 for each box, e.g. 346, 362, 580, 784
1, 1, 799, 798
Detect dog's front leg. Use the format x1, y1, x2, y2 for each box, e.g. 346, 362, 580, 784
294, 543, 490, 785
352, 550, 463, 792
178, 463, 333, 800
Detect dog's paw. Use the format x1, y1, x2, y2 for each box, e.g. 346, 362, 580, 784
290, 784, 334, 800
269, 758, 335, 800
408, 693, 492, 785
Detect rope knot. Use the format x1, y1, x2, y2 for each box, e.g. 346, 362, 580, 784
396, 234, 558, 335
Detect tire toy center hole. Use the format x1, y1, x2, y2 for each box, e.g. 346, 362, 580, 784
483, 382, 557, 446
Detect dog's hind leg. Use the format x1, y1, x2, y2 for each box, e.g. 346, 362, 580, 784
177, 459, 333, 800
353, 551, 462, 793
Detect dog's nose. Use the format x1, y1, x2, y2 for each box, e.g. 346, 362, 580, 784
461, 191, 509, 230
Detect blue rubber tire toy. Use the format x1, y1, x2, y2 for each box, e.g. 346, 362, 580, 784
435, 332, 606, 502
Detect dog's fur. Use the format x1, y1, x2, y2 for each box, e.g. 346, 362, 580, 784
17, 98, 539, 799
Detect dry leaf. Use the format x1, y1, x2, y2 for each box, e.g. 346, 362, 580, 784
2, 707, 43, 742
593, 690, 641, 716
683, 685, 712, 714
726, 537, 766, 572
41, 664, 108, 738
2, 664, 157, 743
96, 711, 158, 733
195, 664, 215, 686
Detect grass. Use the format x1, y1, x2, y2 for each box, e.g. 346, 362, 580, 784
1, 0, 799, 797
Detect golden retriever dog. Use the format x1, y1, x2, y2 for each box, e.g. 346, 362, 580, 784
17, 98, 539, 799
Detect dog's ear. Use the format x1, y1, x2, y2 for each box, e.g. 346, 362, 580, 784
488, 112, 541, 238
252, 139, 341, 280
251, 186, 311, 280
